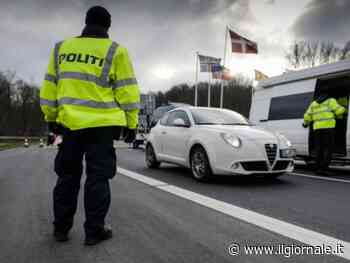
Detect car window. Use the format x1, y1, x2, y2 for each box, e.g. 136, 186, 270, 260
166, 110, 191, 126
159, 113, 169, 126
152, 105, 175, 120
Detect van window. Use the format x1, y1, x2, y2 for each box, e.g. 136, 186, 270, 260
268, 92, 313, 120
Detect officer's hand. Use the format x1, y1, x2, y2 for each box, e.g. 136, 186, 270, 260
48, 122, 64, 135
124, 129, 136, 143
302, 123, 308, 128
47, 132, 56, 145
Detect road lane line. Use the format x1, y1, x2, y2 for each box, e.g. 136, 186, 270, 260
118, 167, 169, 187
291, 172, 350, 184
118, 167, 350, 260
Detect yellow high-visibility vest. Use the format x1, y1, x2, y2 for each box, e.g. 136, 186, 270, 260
40, 37, 140, 130
303, 98, 345, 130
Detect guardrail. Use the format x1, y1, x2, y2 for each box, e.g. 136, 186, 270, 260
0, 136, 43, 140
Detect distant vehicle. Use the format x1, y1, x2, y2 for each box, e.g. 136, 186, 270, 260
150, 103, 189, 128
250, 59, 350, 166
139, 94, 156, 132
146, 107, 295, 181
24, 138, 29, 148
39, 139, 45, 148
133, 126, 146, 149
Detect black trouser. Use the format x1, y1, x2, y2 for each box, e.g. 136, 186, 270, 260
53, 127, 117, 237
314, 128, 335, 171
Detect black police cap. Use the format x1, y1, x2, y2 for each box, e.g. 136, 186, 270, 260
85, 6, 111, 29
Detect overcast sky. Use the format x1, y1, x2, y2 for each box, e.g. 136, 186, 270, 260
1, 0, 349, 92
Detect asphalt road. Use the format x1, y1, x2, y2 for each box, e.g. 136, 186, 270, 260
0, 146, 349, 262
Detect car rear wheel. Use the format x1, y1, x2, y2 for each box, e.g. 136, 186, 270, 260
190, 146, 212, 182
145, 143, 161, 168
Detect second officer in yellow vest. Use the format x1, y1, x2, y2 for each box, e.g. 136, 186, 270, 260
303, 93, 345, 174
40, 6, 140, 245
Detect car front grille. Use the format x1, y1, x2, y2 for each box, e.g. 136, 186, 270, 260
240, 161, 268, 171
273, 161, 291, 171
265, 144, 277, 165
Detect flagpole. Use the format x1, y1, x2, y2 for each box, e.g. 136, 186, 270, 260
220, 26, 228, 108
208, 70, 211, 107
194, 52, 199, 106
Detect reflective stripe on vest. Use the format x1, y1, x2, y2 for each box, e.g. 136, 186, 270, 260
100, 42, 118, 82
112, 78, 138, 89
40, 98, 58, 108
41, 97, 119, 109
310, 109, 332, 115
314, 117, 335, 122
58, 97, 119, 109
59, 72, 108, 87
119, 102, 141, 111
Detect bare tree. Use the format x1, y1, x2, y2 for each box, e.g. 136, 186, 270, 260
0, 71, 16, 134
17, 80, 35, 135
0, 70, 45, 136
340, 41, 350, 60
286, 41, 306, 69
303, 41, 319, 67
286, 40, 350, 69
320, 41, 335, 64
154, 76, 253, 117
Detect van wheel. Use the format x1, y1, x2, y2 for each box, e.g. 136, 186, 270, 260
190, 146, 213, 182
145, 144, 160, 168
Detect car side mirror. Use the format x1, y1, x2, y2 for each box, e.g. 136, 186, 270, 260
173, 118, 190, 127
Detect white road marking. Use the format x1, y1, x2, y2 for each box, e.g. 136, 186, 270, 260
118, 168, 167, 187
118, 167, 350, 260
291, 172, 350, 184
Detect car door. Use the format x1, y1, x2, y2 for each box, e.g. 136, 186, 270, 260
162, 110, 192, 163
153, 113, 170, 156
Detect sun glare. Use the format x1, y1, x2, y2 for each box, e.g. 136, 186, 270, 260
152, 65, 175, 80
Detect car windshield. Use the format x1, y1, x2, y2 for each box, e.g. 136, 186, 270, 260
152, 105, 176, 120
191, 108, 250, 125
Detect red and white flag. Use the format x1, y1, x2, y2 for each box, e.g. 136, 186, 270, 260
229, 30, 258, 54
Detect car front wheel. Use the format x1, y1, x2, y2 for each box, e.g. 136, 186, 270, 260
190, 146, 213, 182
145, 143, 161, 168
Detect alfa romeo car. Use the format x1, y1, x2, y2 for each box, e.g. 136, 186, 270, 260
145, 107, 295, 181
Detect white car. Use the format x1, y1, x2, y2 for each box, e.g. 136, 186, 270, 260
146, 107, 295, 181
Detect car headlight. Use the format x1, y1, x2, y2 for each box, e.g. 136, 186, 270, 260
277, 134, 292, 148
280, 148, 296, 158
221, 133, 242, 148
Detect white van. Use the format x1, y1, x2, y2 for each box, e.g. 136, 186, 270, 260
250, 59, 350, 166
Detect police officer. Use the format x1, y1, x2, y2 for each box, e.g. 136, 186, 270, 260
40, 6, 140, 245
303, 93, 345, 175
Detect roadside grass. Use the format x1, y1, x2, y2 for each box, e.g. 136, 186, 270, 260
0, 137, 44, 151
0, 142, 23, 151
